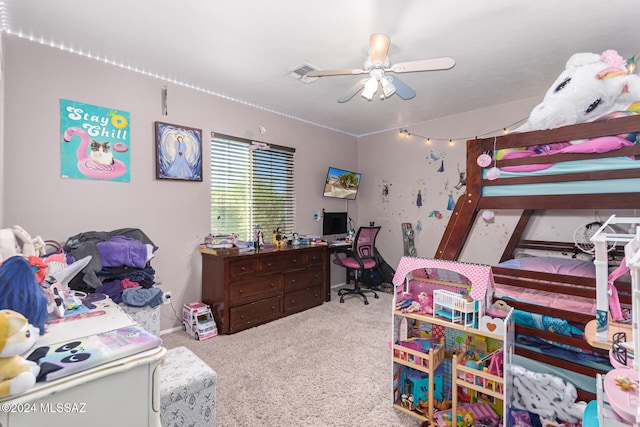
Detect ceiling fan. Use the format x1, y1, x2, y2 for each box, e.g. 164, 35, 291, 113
306, 34, 455, 103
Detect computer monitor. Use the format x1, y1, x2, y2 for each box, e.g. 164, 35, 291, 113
322, 212, 348, 236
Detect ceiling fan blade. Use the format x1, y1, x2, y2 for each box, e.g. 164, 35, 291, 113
337, 79, 368, 103
387, 76, 416, 100
390, 57, 456, 73
305, 68, 367, 77
369, 33, 390, 65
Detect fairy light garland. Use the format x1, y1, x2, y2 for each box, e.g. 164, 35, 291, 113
398, 117, 527, 145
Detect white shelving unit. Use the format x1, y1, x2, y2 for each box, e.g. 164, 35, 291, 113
588, 223, 640, 426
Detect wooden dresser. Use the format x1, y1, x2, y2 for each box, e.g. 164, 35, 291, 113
201, 245, 327, 334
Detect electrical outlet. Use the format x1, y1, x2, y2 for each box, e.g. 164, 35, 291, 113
163, 291, 172, 305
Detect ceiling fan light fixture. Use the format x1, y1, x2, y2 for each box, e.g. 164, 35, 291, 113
381, 76, 396, 97
361, 77, 379, 100
369, 33, 390, 65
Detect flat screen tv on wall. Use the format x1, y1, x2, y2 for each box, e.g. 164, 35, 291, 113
323, 167, 362, 200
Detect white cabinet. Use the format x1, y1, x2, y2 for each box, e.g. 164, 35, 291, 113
0, 301, 165, 427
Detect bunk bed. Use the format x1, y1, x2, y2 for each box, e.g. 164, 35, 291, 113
435, 112, 640, 401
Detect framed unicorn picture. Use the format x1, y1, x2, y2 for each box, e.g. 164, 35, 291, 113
155, 121, 203, 181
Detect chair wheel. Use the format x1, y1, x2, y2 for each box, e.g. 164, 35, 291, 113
364, 300, 369, 305
374, 294, 379, 299
340, 298, 344, 303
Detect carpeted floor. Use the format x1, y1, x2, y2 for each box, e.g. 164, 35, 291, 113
161, 286, 420, 427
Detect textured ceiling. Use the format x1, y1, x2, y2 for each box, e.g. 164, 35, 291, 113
3, 0, 639, 136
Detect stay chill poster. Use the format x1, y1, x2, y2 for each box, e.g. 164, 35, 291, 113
60, 99, 131, 182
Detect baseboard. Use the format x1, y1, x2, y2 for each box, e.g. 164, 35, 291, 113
160, 326, 183, 336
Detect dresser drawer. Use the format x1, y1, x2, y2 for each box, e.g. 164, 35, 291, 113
229, 275, 283, 306
305, 248, 324, 266
229, 296, 282, 333
260, 252, 303, 273
228, 258, 257, 277
284, 267, 323, 292
284, 286, 323, 314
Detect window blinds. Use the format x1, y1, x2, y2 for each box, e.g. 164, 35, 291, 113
210, 134, 296, 241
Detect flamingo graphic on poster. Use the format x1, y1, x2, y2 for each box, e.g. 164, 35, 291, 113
63, 127, 127, 179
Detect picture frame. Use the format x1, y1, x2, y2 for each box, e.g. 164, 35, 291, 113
155, 121, 203, 181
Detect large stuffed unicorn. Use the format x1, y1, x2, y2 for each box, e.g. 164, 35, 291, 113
516, 49, 640, 132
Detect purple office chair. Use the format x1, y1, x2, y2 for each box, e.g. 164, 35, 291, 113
333, 226, 381, 304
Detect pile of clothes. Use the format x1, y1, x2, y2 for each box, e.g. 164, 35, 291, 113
63, 228, 162, 307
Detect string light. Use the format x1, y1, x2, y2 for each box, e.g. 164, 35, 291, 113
626, 53, 638, 74
398, 117, 527, 144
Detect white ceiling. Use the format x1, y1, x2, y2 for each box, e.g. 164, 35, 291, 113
3, 0, 639, 136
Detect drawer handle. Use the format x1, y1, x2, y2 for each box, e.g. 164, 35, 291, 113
240, 315, 245, 319
239, 289, 244, 293
290, 279, 296, 284
241, 266, 246, 271
267, 263, 272, 267
270, 283, 275, 287
292, 259, 297, 263
272, 306, 277, 310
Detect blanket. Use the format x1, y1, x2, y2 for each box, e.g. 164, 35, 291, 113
510, 365, 586, 423
500, 135, 634, 172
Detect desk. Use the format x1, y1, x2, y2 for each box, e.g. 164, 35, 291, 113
0, 301, 165, 427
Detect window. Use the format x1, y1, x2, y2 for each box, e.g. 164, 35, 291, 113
210, 133, 296, 241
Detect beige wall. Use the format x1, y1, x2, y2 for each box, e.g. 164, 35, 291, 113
2, 36, 357, 330
355, 100, 536, 268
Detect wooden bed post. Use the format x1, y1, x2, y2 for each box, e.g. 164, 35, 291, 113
435, 139, 482, 260
499, 210, 534, 262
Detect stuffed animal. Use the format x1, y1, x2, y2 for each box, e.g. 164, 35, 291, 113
417, 291, 433, 315
0, 310, 40, 398
516, 49, 640, 132
0, 256, 49, 335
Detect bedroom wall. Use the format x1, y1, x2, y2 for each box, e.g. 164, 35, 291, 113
2, 36, 358, 330
355, 100, 536, 268
355, 100, 638, 269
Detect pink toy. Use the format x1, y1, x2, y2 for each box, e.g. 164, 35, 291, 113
64, 127, 127, 179
417, 291, 433, 315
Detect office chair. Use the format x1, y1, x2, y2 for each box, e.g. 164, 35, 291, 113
333, 226, 381, 305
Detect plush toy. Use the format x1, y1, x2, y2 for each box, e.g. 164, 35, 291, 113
0, 310, 40, 398
0, 256, 49, 335
417, 291, 433, 315
516, 49, 640, 132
